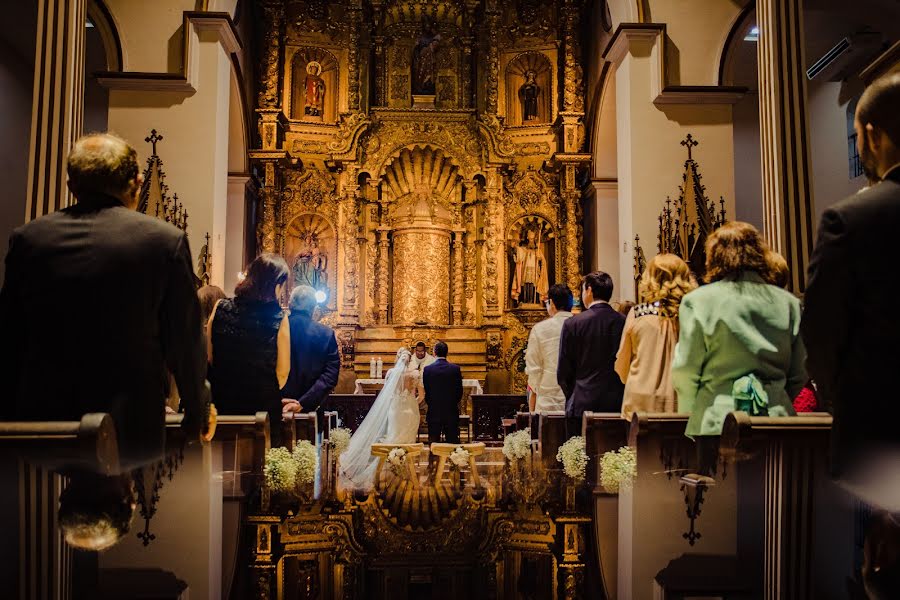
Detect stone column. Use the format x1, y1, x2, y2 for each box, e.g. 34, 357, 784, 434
757, 0, 815, 292
376, 226, 391, 324
451, 229, 465, 324
25, 0, 87, 220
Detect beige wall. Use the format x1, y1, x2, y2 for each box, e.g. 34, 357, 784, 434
613, 32, 736, 300
807, 78, 866, 221
104, 13, 234, 287
647, 0, 747, 85
105, 1, 196, 73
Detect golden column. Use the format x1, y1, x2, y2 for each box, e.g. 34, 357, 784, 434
376, 226, 391, 324
757, 0, 815, 292
451, 228, 466, 324
25, 0, 87, 220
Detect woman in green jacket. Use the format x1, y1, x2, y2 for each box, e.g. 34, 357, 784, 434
671, 221, 807, 440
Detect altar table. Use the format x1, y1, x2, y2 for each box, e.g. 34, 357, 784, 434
353, 378, 484, 415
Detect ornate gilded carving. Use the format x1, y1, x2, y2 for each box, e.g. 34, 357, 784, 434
392, 230, 451, 325
256, 1, 284, 108
484, 8, 501, 114
390, 74, 409, 100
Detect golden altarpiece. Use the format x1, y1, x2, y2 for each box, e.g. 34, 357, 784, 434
250, 0, 591, 393
243, 1, 596, 599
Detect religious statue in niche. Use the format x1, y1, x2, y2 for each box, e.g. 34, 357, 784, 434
519, 71, 540, 122
304, 61, 326, 118
510, 226, 549, 306
412, 19, 441, 95
293, 231, 328, 292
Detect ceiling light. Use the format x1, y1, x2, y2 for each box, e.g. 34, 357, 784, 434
744, 26, 759, 42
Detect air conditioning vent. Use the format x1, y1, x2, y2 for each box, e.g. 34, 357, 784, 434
807, 32, 884, 81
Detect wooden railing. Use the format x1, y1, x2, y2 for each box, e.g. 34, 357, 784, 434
0, 413, 121, 475
321, 394, 376, 433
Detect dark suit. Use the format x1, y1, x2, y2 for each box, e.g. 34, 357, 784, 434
423, 358, 462, 443
558, 302, 625, 436
803, 167, 900, 476
0, 193, 208, 468
281, 312, 340, 413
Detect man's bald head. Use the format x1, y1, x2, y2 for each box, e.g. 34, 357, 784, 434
855, 73, 900, 181
67, 133, 140, 206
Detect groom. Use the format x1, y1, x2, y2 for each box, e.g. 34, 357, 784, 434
422, 341, 462, 444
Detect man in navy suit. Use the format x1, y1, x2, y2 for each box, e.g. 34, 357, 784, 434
281, 286, 340, 414
557, 271, 625, 437
422, 340, 462, 444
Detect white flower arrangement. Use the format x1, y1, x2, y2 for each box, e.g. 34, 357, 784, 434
328, 427, 352, 457
449, 446, 470, 469
599, 446, 637, 494
502, 428, 532, 462
292, 440, 318, 486
264, 447, 297, 493
556, 436, 589, 483
386, 447, 408, 476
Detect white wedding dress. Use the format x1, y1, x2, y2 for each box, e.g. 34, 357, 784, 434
338, 350, 422, 490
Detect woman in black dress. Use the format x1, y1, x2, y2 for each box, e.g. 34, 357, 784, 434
207, 254, 290, 443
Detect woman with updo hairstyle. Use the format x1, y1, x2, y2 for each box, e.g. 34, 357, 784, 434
671, 222, 807, 444
207, 253, 291, 443
615, 253, 696, 417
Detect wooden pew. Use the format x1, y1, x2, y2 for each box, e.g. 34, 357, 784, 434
582, 412, 629, 491
167, 411, 270, 476
471, 394, 526, 444
537, 411, 568, 468
720, 411, 832, 600
0, 413, 120, 475
281, 412, 318, 450
321, 394, 376, 433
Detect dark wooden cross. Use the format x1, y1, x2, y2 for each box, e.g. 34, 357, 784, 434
680, 134, 699, 160
145, 129, 163, 155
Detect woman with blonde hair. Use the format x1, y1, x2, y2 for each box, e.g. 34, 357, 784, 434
671, 222, 807, 442
615, 253, 696, 417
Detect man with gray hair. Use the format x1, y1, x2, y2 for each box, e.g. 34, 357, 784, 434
281, 285, 340, 414
0, 133, 211, 467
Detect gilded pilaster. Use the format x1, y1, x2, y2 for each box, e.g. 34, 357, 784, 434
483, 5, 500, 114
374, 35, 386, 107
256, 1, 284, 109
259, 163, 279, 254
347, 5, 362, 111
341, 190, 360, 314
757, 0, 815, 292
563, 189, 583, 298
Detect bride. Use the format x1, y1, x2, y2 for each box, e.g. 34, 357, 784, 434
338, 348, 423, 490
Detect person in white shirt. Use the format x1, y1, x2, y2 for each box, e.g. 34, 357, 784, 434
409, 341, 436, 372
524, 283, 574, 413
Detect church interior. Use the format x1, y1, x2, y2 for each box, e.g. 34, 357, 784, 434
1, 0, 900, 598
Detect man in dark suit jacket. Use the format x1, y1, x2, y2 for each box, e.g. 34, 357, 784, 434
423, 340, 462, 444
0, 133, 210, 468
281, 285, 340, 415
804, 73, 900, 478
558, 271, 625, 437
